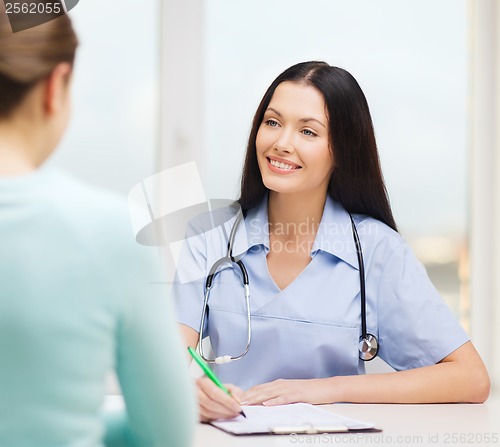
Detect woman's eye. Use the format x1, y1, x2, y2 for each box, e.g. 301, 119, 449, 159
265, 119, 279, 127
302, 129, 317, 137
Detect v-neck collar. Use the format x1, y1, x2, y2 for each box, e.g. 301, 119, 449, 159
232, 194, 359, 270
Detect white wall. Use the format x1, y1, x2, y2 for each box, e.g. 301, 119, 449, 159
469, 0, 500, 393
159, 0, 204, 171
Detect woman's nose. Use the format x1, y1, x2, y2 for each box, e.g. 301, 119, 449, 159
273, 130, 295, 153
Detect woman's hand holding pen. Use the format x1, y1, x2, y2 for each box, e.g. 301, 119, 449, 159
196, 377, 245, 422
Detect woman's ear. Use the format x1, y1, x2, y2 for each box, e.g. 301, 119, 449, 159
43, 63, 73, 115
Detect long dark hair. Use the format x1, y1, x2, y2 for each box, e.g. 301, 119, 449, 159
239, 61, 398, 232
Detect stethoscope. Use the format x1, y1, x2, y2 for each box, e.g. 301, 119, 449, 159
198, 211, 379, 364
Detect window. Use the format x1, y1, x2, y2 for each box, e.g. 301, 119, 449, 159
50, 0, 159, 194
201, 0, 469, 330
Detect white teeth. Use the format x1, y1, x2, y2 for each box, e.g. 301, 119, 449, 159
270, 159, 296, 170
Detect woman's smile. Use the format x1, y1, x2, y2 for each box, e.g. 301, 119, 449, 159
266, 156, 302, 174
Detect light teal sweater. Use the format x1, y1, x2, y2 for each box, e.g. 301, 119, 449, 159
0, 168, 196, 447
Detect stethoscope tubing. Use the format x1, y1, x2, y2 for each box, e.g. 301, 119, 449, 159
199, 212, 251, 363
198, 208, 379, 363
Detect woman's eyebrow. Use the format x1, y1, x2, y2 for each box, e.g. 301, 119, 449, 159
265, 107, 282, 117
265, 107, 326, 128
300, 118, 326, 128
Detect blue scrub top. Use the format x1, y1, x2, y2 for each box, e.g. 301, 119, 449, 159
173, 195, 469, 390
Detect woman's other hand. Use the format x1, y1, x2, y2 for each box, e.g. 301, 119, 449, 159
242, 378, 331, 406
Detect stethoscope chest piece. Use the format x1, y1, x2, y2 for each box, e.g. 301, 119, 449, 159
358, 333, 379, 361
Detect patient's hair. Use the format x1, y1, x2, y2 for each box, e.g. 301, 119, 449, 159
0, 1, 78, 118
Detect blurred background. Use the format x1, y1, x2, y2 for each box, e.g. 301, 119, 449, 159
51, 0, 499, 388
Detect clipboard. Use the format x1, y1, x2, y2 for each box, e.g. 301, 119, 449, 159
210, 403, 382, 436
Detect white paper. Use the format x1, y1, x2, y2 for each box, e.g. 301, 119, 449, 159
211, 403, 376, 435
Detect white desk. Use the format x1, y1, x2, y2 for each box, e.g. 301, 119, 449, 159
193, 397, 500, 447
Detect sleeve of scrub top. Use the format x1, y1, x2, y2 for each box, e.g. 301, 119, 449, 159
171, 221, 209, 333
103, 249, 197, 447
376, 242, 470, 371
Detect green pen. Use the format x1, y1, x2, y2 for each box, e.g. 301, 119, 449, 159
188, 346, 247, 418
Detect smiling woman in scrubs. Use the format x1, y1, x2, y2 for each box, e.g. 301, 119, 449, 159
173, 61, 490, 422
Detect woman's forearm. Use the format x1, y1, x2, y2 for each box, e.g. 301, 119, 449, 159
329, 363, 486, 404
328, 343, 490, 404
243, 342, 489, 406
